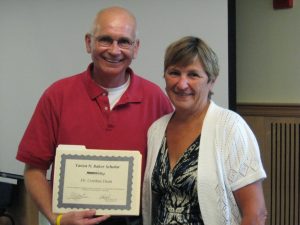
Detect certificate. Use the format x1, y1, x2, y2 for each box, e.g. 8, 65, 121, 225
52, 145, 142, 215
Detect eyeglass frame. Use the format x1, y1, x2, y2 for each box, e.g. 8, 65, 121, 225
91, 34, 136, 49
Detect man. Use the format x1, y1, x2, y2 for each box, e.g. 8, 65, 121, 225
16, 6, 173, 225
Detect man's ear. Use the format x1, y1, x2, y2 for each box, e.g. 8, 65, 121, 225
133, 39, 140, 59
85, 33, 92, 53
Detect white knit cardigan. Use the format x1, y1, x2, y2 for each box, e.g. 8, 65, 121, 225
142, 101, 266, 225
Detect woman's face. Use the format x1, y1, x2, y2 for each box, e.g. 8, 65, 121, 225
164, 58, 215, 114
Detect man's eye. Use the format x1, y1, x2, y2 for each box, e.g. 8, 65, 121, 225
118, 38, 133, 48
97, 37, 113, 46
118, 38, 131, 45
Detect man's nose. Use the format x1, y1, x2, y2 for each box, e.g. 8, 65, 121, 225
108, 41, 121, 54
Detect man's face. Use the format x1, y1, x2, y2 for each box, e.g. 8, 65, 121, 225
85, 12, 139, 82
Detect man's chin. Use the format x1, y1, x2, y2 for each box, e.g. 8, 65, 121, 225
94, 63, 125, 74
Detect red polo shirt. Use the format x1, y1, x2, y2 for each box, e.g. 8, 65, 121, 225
17, 64, 173, 178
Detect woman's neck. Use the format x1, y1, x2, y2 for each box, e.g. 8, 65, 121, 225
172, 100, 210, 124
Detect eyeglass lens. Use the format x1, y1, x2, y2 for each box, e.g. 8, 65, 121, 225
95, 35, 134, 49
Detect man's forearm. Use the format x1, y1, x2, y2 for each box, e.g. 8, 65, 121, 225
24, 165, 57, 224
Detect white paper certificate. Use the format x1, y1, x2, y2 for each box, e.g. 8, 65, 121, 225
52, 145, 142, 215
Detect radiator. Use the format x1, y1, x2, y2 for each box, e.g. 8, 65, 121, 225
270, 121, 300, 225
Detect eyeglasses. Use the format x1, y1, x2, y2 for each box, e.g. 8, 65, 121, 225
93, 35, 135, 49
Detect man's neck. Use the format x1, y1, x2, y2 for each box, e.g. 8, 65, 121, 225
92, 70, 129, 88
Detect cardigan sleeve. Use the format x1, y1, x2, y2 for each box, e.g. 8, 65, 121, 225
216, 110, 266, 191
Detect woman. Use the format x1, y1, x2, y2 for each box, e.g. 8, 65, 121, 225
142, 36, 267, 225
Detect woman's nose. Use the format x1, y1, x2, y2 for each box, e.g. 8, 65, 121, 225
176, 76, 189, 89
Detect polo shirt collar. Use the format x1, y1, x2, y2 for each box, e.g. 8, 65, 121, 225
83, 63, 143, 103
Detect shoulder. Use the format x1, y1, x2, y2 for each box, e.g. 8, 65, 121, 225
43, 72, 84, 97
208, 102, 248, 131
204, 102, 256, 149
209, 102, 240, 120
131, 73, 164, 93
129, 72, 171, 108
34, 72, 85, 109
209, 103, 259, 155
148, 113, 173, 134
147, 113, 173, 151
47, 73, 83, 91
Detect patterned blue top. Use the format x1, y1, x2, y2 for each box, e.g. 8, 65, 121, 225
151, 135, 204, 225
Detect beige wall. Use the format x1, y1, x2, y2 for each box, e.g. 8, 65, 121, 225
1, 0, 229, 177
0, 1, 229, 225
236, 0, 300, 104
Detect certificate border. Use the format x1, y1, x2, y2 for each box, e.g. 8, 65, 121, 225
56, 154, 134, 211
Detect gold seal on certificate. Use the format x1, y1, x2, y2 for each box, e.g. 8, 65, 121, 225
52, 145, 142, 215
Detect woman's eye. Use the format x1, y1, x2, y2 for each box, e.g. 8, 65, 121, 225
189, 73, 200, 78
168, 71, 180, 76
